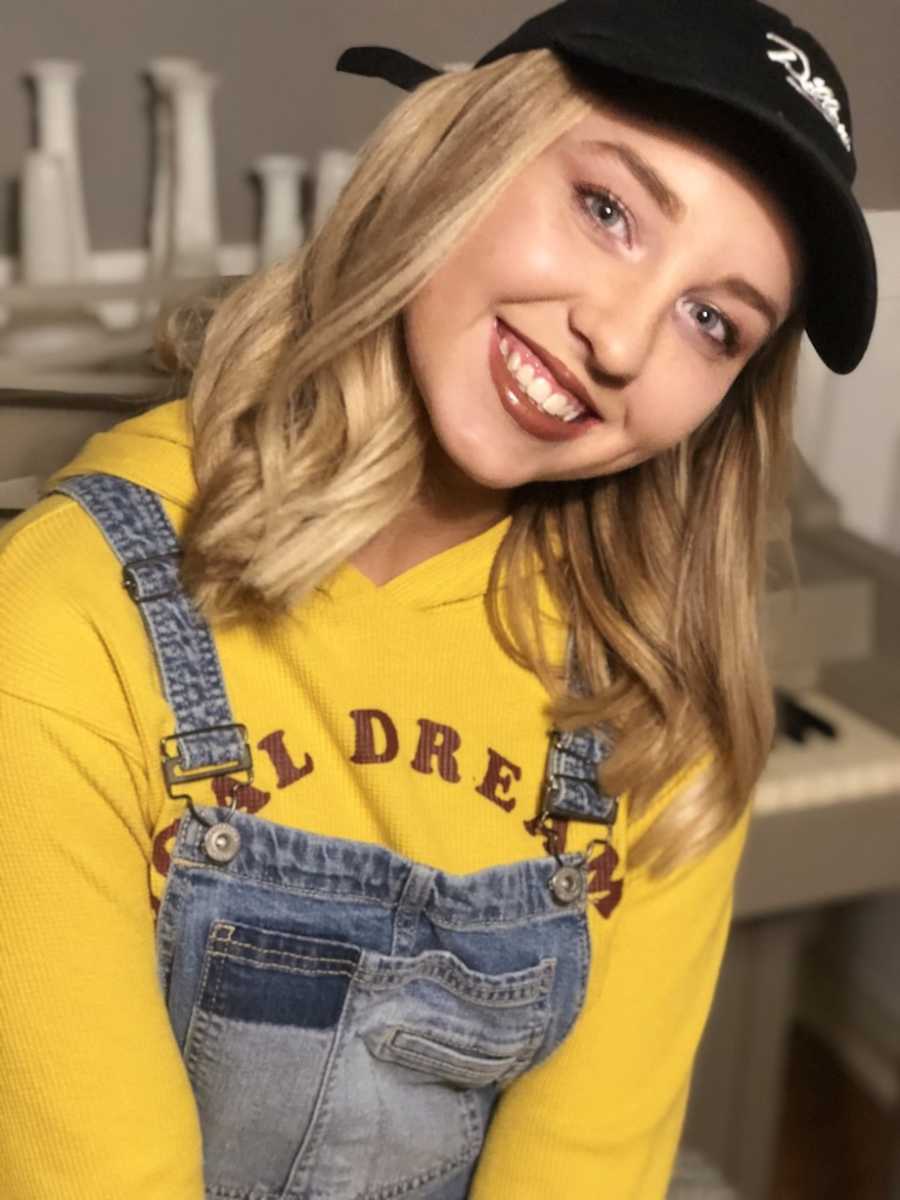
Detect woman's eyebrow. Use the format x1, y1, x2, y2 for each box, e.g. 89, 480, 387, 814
577, 139, 783, 331
711, 276, 780, 333
578, 139, 686, 221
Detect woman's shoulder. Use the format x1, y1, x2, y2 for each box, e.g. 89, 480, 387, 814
0, 494, 147, 756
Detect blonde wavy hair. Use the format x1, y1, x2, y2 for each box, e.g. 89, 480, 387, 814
158, 48, 805, 880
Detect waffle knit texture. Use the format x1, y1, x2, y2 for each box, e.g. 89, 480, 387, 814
0, 398, 751, 1199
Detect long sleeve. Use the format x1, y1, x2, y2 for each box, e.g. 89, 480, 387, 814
0, 692, 206, 1199
0, 499, 205, 1198
469, 794, 752, 1199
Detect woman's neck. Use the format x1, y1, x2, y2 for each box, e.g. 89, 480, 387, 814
348, 438, 511, 586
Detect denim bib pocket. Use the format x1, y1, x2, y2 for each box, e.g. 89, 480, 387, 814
367, 1023, 541, 1089
153, 806, 592, 1199
173, 907, 559, 1200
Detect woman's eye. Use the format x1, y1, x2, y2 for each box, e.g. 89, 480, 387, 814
576, 185, 632, 245
682, 300, 741, 355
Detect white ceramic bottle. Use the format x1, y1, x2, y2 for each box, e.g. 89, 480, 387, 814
27, 59, 91, 282
312, 148, 357, 235
19, 151, 74, 284
253, 154, 307, 267
146, 57, 204, 281
168, 66, 221, 277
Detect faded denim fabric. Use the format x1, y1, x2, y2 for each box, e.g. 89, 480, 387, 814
156, 807, 592, 1199
51, 472, 617, 1200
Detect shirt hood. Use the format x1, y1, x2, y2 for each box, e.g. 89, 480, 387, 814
44, 398, 196, 511
41, 397, 522, 608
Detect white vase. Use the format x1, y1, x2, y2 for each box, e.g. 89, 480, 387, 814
28, 59, 91, 282
253, 154, 307, 267
6, 145, 103, 357
146, 57, 203, 283
19, 151, 75, 284
169, 68, 221, 277
313, 148, 357, 235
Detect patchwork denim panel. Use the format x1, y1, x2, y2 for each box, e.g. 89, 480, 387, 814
157, 808, 591, 1200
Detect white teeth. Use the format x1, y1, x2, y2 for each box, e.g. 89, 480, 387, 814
527, 377, 553, 403
499, 327, 589, 423
542, 392, 572, 417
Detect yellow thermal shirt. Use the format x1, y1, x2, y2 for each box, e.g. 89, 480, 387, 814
0, 399, 750, 1199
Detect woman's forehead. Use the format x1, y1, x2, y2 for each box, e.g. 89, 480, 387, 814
556, 100, 754, 172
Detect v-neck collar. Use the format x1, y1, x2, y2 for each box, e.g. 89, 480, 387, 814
322, 515, 514, 611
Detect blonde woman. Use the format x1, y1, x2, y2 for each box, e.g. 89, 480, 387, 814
0, 1, 876, 1197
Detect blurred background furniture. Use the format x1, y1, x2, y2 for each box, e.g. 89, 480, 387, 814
682, 454, 900, 1200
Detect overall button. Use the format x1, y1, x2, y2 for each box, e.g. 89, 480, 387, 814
549, 864, 586, 905
203, 822, 241, 864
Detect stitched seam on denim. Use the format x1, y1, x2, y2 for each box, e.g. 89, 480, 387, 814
538, 915, 591, 1070
168, 856, 581, 925
154, 864, 191, 998
428, 901, 585, 932
168, 861, 400, 912
184, 921, 231, 1084
496, 1021, 549, 1088
210, 937, 358, 970
207, 953, 357, 979
389, 1026, 527, 1063
358, 959, 553, 994
378, 1028, 528, 1085
384, 1044, 513, 1078
176, 897, 225, 1075
183, 925, 237, 1126
210, 1187, 278, 1199
182, 1000, 215, 1090
209, 1184, 279, 1199
358, 956, 556, 992
284, 965, 362, 1195
380, 1047, 511, 1083
354, 1133, 477, 1200
356, 959, 554, 1005
210, 1189, 278, 1199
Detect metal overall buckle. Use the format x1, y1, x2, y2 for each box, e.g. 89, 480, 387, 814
160, 723, 253, 864
536, 810, 610, 907
540, 727, 615, 905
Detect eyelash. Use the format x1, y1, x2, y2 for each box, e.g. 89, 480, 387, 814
573, 183, 743, 357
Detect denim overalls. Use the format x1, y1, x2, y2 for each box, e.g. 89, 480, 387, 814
52, 471, 620, 1200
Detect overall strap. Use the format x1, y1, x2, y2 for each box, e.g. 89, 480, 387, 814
50, 473, 252, 799
541, 631, 619, 827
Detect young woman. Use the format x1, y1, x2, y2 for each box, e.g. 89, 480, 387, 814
0, 1, 876, 1197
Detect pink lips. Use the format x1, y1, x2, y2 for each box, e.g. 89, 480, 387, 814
498, 318, 600, 418
489, 320, 601, 443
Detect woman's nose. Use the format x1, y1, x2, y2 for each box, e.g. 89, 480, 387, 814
568, 286, 662, 386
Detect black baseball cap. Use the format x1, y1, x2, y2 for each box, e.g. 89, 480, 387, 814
337, 0, 877, 375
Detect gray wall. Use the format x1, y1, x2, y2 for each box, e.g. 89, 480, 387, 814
1, 0, 897, 256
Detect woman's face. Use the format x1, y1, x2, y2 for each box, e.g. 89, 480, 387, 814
402, 95, 803, 494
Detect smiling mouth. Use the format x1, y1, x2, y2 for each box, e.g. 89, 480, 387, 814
489, 320, 602, 444
496, 319, 600, 422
